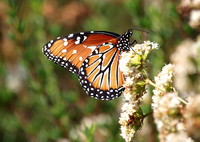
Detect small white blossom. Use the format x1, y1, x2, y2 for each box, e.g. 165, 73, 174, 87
125, 77, 134, 86
152, 64, 174, 90
165, 132, 194, 142
152, 64, 174, 110
189, 10, 200, 28
121, 102, 136, 114
120, 126, 135, 142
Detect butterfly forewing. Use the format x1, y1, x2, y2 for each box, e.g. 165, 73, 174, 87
78, 43, 125, 100
42, 31, 119, 75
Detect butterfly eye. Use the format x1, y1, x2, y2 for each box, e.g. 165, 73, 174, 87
43, 30, 132, 100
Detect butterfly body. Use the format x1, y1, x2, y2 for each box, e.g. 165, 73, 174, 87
43, 29, 133, 100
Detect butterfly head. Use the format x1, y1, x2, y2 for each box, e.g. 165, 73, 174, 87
117, 29, 133, 51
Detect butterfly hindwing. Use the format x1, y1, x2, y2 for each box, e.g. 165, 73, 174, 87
78, 43, 125, 100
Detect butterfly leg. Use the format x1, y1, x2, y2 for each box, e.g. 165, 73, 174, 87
130, 39, 137, 46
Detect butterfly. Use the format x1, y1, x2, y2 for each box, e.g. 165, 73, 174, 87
42, 29, 135, 100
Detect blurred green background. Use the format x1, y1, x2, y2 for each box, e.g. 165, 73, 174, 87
0, 0, 199, 142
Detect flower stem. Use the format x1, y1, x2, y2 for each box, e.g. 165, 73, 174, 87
176, 96, 188, 105
173, 88, 188, 104
146, 79, 188, 105
145, 79, 165, 92
143, 111, 152, 117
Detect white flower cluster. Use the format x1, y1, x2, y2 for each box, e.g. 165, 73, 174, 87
170, 39, 198, 95
119, 41, 158, 142
165, 132, 194, 142
133, 41, 159, 53
119, 41, 158, 76
180, 0, 200, 7
152, 64, 174, 110
189, 10, 200, 29
184, 95, 200, 140
152, 64, 194, 141
153, 93, 188, 141
119, 50, 136, 76
179, 0, 200, 29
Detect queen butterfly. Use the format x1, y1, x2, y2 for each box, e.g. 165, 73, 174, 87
42, 29, 135, 100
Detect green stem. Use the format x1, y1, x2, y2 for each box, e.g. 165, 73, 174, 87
145, 79, 165, 92
146, 79, 188, 105
173, 88, 188, 104
176, 96, 188, 105
143, 111, 152, 117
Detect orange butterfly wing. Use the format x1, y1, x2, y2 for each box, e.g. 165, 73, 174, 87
42, 30, 132, 100
42, 31, 120, 75
78, 43, 125, 100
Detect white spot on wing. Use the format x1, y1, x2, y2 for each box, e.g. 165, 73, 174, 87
85, 59, 88, 63
75, 40, 80, 45
108, 44, 114, 48
72, 50, 77, 54
88, 46, 96, 51
95, 49, 98, 54
83, 36, 87, 42
68, 34, 73, 38
75, 36, 82, 45
48, 43, 51, 47
64, 41, 68, 46
62, 49, 67, 53
63, 38, 67, 42
79, 57, 83, 61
